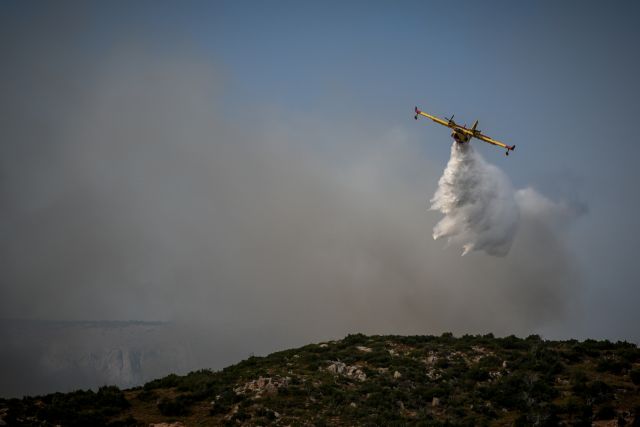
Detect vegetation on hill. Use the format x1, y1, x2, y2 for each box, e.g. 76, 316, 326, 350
2, 333, 640, 426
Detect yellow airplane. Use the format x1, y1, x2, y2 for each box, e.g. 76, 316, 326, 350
414, 106, 515, 156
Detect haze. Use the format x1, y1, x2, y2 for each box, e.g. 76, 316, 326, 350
1, 1, 639, 396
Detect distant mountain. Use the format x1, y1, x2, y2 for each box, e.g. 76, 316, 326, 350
2, 333, 639, 426
0, 320, 193, 397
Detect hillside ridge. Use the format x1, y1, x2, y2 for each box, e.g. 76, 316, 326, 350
2, 333, 640, 426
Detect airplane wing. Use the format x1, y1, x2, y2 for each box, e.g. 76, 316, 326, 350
476, 133, 509, 149
414, 107, 452, 128
476, 133, 516, 155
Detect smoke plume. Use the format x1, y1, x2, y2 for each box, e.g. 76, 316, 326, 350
431, 142, 519, 256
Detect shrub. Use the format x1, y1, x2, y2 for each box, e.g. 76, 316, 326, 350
29, 386, 130, 427
342, 333, 369, 347
157, 397, 190, 416
95, 386, 130, 413
499, 335, 529, 350
232, 407, 250, 422
136, 389, 157, 402
595, 405, 616, 420
106, 415, 138, 427
597, 358, 630, 375
209, 389, 244, 415
143, 374, 181, 391
574, 380, 613, 405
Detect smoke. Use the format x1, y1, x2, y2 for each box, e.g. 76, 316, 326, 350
431, 142, 519, 256
0, 5, 588, 395
0, 44, 584, 334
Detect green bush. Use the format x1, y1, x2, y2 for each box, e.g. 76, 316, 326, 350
573, 380, 613, 405
143, 374, 181, 391
342, 333, 369, 347
499, 335, 530, 350
595, 405, 616, 420
106, 415, 139, 427
209, 389, 244, 415
95, 386, 130, 413
157, 396, 189, 416
597, 358, 630, 374
136, 389, 157, 402
29, 386, 130, 427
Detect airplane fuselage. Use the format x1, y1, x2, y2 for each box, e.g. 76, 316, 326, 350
451, 130, 471, 144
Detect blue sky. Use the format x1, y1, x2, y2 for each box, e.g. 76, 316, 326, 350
84, 0, 640, 179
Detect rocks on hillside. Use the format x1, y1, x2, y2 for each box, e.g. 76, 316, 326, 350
149, 423, 185, 427
424, 351, 438, 365
233, 376, 290, 398
326, 361, 367, 382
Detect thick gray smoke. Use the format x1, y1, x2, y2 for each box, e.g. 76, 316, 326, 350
0, 45, 584, 336
431, 143, 519, 256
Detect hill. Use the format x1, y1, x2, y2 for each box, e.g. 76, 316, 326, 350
1, 333, 639, 426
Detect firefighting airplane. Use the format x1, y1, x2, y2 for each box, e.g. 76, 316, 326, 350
414, 106, 515, 156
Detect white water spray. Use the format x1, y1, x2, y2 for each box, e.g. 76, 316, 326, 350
431, 142, 519, 256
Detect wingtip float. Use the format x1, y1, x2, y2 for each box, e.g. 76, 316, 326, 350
414, 106, 515, 156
